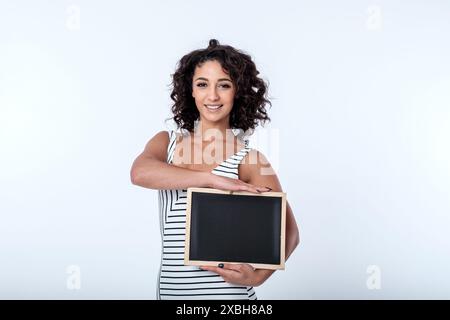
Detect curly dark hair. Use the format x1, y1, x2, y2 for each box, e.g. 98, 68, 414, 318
168, 39, 271, 133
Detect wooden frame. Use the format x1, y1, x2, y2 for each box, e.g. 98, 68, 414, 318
185, 187, 286, 270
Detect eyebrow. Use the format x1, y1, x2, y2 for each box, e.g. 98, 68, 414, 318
194, 77, 232, 82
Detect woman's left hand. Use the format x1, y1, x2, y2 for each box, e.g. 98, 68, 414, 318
200, 263, 262, 287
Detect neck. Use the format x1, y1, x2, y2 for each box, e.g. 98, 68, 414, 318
193, 119, 235, 142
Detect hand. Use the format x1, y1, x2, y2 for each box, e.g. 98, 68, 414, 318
200, 263, 263, 287
207, 174, 271, 194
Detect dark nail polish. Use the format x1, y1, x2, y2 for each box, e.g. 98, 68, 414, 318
218, 263, 224, 268
265, 187, 272, 191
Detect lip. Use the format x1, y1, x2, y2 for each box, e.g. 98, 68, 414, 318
204, 104, 223, 111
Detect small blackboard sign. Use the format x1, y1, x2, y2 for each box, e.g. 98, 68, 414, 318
185, 187, 286, 270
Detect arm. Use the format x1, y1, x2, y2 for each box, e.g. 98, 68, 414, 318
201, 150, 300, 286
130, 131, 212, 190
252, 202, 299, 285
130, 131, 270, 193
242, 150, 300, 285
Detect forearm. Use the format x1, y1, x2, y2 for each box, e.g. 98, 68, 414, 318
285, 223, 300, 261
131, 158, 213, 190
285, 201, 300, 260
254, 269, 275, 286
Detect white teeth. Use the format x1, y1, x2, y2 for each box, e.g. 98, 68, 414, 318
205, 105, 223, 110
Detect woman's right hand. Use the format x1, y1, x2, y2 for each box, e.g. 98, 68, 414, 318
206, 173, 271, 194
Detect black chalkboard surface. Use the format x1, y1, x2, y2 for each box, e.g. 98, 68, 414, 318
185, 187, 286, 270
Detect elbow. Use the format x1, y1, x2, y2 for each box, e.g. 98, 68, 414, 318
130, 168, 143, 186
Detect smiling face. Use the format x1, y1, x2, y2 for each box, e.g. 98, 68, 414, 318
192, 60, 236, 127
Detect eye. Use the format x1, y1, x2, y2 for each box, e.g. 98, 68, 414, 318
195, 82, 231, 89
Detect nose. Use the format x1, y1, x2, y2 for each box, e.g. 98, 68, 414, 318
207, 86, 220, 101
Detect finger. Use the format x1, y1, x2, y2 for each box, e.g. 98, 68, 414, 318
257, 186, 272, 193
249, 184, 273, 194
224, 263, 256, 274
221, 263, 244, 272
238, 185, 253, 193
203, 263, 250, 273
201, 266, 238, 278
241, 263, 257, 271
240, 184, 260, 194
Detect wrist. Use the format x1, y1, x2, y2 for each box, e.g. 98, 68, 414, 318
254, 269, 274, 287
200, 172, 214, 188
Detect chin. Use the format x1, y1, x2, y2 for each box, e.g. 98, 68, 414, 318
203, 115, 227, 122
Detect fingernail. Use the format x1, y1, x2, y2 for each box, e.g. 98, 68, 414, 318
265, 187, 272, 191
218, 263, 224, 268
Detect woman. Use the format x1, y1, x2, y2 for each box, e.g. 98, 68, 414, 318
131, 39, 299, 300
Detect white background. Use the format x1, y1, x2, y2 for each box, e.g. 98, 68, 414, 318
1, 0, 449, 299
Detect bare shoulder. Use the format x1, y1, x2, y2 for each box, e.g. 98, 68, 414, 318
140, 130, 170, 162
238, 149, 281, 190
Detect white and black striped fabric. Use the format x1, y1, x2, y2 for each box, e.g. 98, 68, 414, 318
156, 130, 257, 300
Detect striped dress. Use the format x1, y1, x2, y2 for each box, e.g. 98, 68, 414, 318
157, 130, 257, 300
